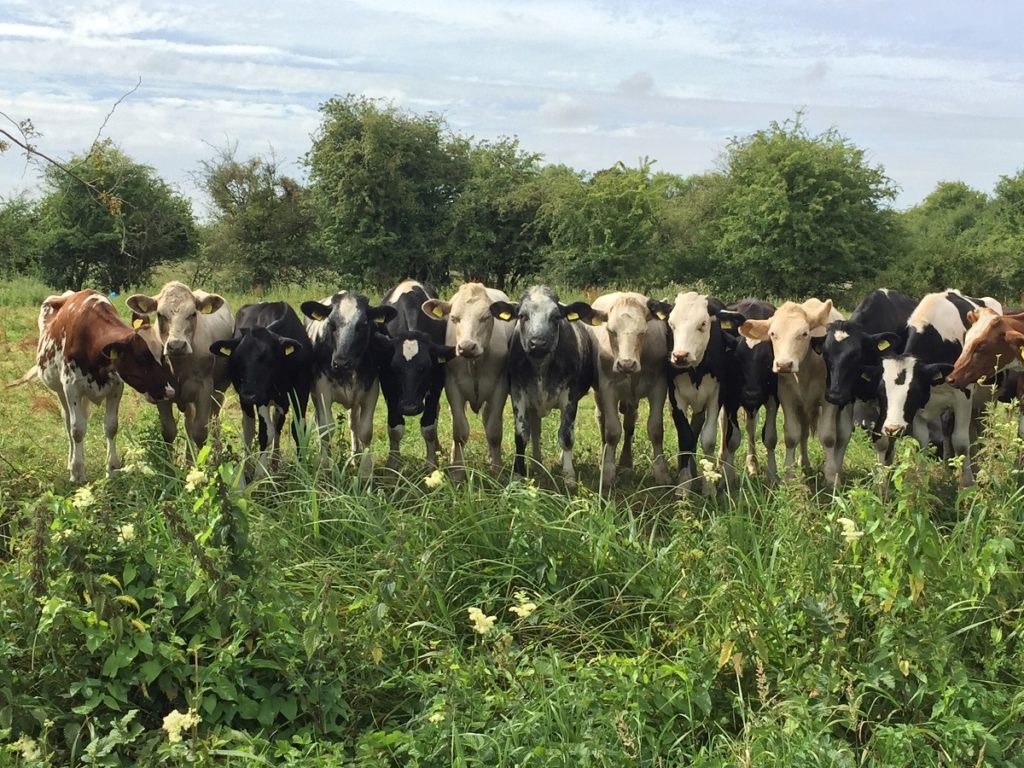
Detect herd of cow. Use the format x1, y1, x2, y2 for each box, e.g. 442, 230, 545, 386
12, 279, 1024, 492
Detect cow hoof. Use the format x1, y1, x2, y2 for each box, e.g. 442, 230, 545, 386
564, 476, 577, 493
449, 467, 467, 484
385, 456, 400, 472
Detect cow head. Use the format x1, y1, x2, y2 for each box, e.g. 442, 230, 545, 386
382, 331, 457, 415
947, 308, 1024, 387
421, 282, 501, 359
489, 286, 597, 359
301, 292, 397, 375
648, 291, 720, 370
211, 328, 303, 407
821, 321, 902, 406
740, 299, 833, 374
127, 282, 226, 358
878, 356, 954, 437
589, 294, 655, 373
104, 333, 175, 403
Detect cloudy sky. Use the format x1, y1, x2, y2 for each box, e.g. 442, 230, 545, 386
2, 0, 1023, 212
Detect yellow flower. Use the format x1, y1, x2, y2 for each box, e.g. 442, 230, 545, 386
162, 708, 201, 743
72, 486, 95, 510
10, 735, 41, 761
118, 523, 135, 543
509, 590, 537, 619
467, 606, 496, 635
424, 469, 445, 489
428, 711, 446, 723
184, 468, 207, 492
699, 459, 723, 484
836, 517, 863, 545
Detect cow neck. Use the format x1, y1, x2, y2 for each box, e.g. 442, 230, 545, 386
64, 307, 133, 381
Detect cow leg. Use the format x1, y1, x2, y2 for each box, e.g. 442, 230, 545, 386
699, 400, 721, 495
482, 389, 507, 476
190, 385, 215, 447
311, 380, 334, 467
763, 399, 780, 484
157, 399, 177, 444
511, 395, 529, 479
744, 408, 760, 477
952, 397, 975, 487
779, 401, 802, 480
558, 398, 580, 491
448, 386, 470, 483
103, 385, 123, 475
529, 409, 543, 467
273, 406, 287, 466
55, 387, 74, 476
241, 404, 256, 451
597, 390, 622, 489
255, 405, 275, 474
819, 402, 840, 486
647, 385, 671, 486
620, 403, 637, 470
673, 405, 697, 491
385, 393, 403, 471
421, 385, 443, 469
719, 405, 741, 491
353, 385, 378, 481
67, 393, 90, 483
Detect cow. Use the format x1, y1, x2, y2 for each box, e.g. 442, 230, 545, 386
586, 292, 671, 489
210, 302, 313, 472
487, 286, 598, 490
647, 291, 737, 494
739, 299, 852, 485
301, 292, 396, 479
422, 282, 513, 482
820, 289, 917, 466
716, 300, 779, 482
125, 281, 233, 447
8, 290, 173, 482
377, 280, 456, 469
875, 290, 1002, 487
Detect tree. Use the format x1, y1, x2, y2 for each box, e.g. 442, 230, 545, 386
306, 95, 468, 288
198, 146, 319, 290
709, 115, 900, 299
447, 137, 546, 290
0, 194, 41, 278
35, 140, 197, 291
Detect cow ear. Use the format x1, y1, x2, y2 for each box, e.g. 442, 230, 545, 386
278, 336, 302, 357
739, 318, 771, 341
126, 294, 157, 315
433, 344, 458, 364
301, 301, 332, 322
1005, 329, 1024, 348
489, 301, 518, 322
646, 299, 672, 321
560, 301, 591, 322
810, 336, 825, 353
583, 309, 607, 327
196, 294, 225, 315
869, 332, 901, 354
210, 338, 240, 358
101, 341, 125, 363
925, 362, 954, 385
966, 309, 979, 327
422, 299, 452, 320
716, 310, 746, 333
369, 304, 398, 325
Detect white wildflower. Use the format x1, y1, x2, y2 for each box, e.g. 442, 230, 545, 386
836, 517, 863, 545
184, 467, 207, 492
10, 735, 41, 761
509, 591, 537, 619
424, 469, 445, 489
162, 708, 201, 743
71, 486, 95, 510
428, 711, 446, 724
699, 458, 723, 485
117, 524, 135, 543
467, 606, 496, 635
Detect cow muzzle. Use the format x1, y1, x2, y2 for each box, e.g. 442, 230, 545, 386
882, 423, 905, 438
457, 341, 483, 359
614, 358, 640, 373
400, 401, 425, 416
670, 351, 692, 368
526, 337, 551, 357
164, 338, 192, 356
824, 389, 850, 406
773, 359, 796, 374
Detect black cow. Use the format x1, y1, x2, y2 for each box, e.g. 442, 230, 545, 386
716, 300, 779, 482
820, 288, 917, 465
875, 290, 1001, 486
301, 291, 397, 480
377, 280, 456, 469
210, 302, 313, 471
488, 286, 597, 490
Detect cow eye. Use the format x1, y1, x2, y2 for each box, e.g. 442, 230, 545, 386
451, 316, 461, 324
801, 331, 809, 339
699, 322, 707, 331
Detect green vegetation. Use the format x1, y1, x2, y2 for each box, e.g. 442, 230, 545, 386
1, 278, 1023, 766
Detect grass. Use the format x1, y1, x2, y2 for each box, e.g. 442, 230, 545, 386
1, 276, 1023, 766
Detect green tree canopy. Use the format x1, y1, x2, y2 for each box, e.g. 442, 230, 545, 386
36, 141, 196, 291
0, 194, 41, 278
709, 115, 900, 300
306, 95, 468, 288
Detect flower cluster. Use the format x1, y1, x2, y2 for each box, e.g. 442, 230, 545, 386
424, 469, 445, 489
699, 458, 723, 485
117, 523, 135, 543
467, 606, 496, 635
509, 591, 537, 619
9, 735, 41, 761
836, 517, 863, 545
162, 708, 201, 743
184, 467, 207, 492
71, 485, 95, 510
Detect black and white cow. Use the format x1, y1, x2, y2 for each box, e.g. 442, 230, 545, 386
301, 292, 397, 479
648, 291, 738, 493
716, 300, 779, 482
876, 290, 1001, 486
210, 302, 313, 471
488, 286, 598, 490
378, 280, 456, 469
820, 289, 917, 465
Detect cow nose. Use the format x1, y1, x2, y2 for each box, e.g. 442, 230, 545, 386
883, 424, 904, 437
774, 360, 794, 374
671, 351, 691, 367
615, 358, 639, 373
527, 337, 549, 352
400, 402, 424, 416
331, 356, 353, 371
165, 339, 190, 355
457, 341, 482, 358
825, 389, 847, 406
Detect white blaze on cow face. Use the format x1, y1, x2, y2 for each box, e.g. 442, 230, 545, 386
741, 299, 833, 374
667, 291, 712, 368
402, 338, 419, 361
447, 283, 496, 359
832, 329, 850, 343
881, 356, 915, 434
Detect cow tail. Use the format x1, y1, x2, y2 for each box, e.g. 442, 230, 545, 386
5, 366, 38, 389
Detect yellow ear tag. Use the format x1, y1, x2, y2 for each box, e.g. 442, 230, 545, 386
933, 371, 945, 384
566, 311, 580, 321
720, 320, 734, 330
201, 304, 213, 314
432, 307, 445, 319
283, 345, 295, 356
132, 317, 145, 329
877, 339, 891, 351
108, 348, 119, 361
860, 372, 872, 381
436, 356, 447, 364
312, 312, 325, 321
1019, 347, 1024, 361
219, 346, 232, 357
655, 311, 667, 320
590, 317, 605, 327
498, 311, 512, 321
374, 315, 386, 324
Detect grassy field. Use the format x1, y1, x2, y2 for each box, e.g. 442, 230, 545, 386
1, 276, 1023, 766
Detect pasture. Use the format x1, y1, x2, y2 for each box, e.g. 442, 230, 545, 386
1, 276, 1023, 766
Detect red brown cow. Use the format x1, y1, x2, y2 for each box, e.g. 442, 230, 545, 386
9, 290, 173, 482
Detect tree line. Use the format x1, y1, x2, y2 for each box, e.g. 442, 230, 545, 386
2, 95, 1023, 303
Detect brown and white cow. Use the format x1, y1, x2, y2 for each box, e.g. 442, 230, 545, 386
422, 282, 513, 482
587, 292, 671, 489
739, 299, 853, 485
126, 281, 233, 447
10, 290, 173, 482
947, 307, 1024, 437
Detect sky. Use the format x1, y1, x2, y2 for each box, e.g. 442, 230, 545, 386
2, 0, 1023, 214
